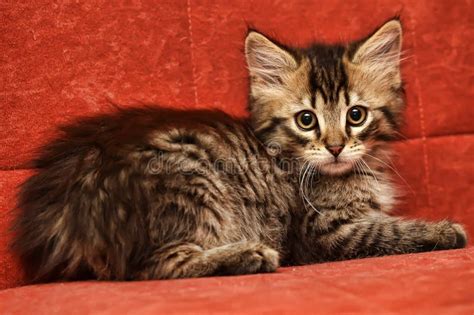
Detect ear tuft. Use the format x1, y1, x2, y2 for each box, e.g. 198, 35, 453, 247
245, 31, 297, 86
352, 19, 402, 78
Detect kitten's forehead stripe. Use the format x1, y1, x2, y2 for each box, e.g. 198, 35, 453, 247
307, 45, 349, 107
309, 73, 317, 108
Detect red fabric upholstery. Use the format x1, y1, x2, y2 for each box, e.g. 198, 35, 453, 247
1, 0, 473, 313
0, 248, 473, 315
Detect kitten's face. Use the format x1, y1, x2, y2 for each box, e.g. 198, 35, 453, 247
246, 20, 404, 176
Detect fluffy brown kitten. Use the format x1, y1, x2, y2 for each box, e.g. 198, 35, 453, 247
12, 19, 467, 283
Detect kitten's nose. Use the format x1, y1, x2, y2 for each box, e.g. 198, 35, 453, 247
326, 145, 344, 157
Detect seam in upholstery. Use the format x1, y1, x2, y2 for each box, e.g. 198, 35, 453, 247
186, 0, 199, 107
408, 13, 433, 213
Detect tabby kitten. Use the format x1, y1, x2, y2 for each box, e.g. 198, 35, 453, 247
12, 19, 467, 283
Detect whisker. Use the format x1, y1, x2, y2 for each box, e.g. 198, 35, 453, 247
299, 161, 321, 215
355, 160, 371, 192
360, 158, 380, 188
364, 152, 415, 195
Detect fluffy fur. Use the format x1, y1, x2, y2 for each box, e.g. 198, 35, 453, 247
11, 19, 467, 283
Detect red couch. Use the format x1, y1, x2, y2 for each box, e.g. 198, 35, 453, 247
1, 1, 473, 314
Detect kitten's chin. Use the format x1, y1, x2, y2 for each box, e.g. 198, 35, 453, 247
319, 161, 354, 176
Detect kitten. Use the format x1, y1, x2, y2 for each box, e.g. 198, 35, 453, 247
11, 19, 467, 283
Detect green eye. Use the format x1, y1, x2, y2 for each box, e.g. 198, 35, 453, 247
347, 106, 368, 126
295, 111, 317, 130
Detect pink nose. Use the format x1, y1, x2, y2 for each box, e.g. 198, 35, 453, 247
326, 145, 344, 157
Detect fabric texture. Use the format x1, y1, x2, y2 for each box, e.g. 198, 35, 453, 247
0, 248, 473, 314
0, 0, 473, 313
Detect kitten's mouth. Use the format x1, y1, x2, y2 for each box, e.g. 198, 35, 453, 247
319, 159, 354, 175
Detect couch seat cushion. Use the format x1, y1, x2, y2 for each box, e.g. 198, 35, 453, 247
1, 248, 473, 314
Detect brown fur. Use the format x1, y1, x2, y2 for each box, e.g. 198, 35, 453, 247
11, 19, 467, 283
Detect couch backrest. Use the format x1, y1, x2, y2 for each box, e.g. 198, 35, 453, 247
1, 0, 473, 290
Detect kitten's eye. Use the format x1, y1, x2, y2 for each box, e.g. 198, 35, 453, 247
347, 106, 368, 126
295, 111, 318, 130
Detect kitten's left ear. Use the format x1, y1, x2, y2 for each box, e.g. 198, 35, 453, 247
351, 19, 402, 79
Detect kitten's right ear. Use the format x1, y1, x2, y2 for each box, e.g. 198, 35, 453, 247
245, 31, 298, 86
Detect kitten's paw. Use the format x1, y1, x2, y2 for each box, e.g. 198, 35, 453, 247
451, 223, 468, 248
240, 243, 279, 274
434, 221, 468, 249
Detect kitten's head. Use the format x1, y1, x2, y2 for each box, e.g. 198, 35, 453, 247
245, 19, 404, 176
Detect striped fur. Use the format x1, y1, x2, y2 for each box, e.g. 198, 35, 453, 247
11, 19, 467, 283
